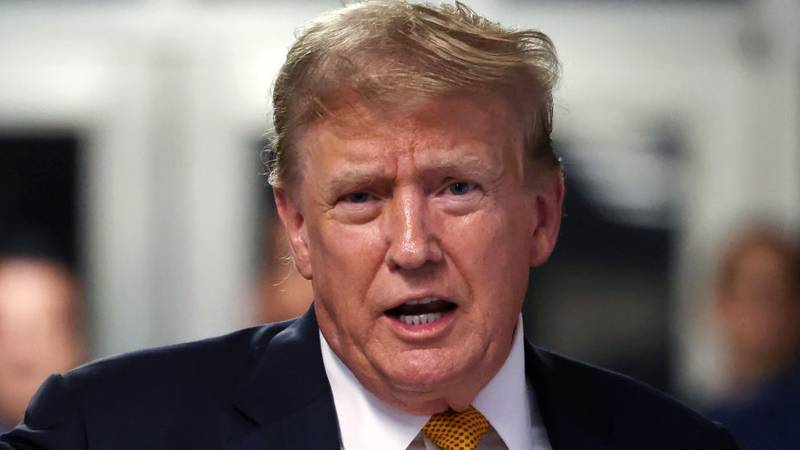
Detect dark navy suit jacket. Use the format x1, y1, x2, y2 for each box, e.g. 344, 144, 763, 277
1, 308, 739, 449
710, 364, 800, 450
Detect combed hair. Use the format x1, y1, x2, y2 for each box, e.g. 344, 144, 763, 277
266, 0, 561, 188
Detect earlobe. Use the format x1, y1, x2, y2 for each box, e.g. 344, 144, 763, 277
274, 188, 313, 280
529, 171, 565, 267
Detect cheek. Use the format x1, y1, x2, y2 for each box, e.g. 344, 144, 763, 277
308, 221, 386, 298
450, 200, 531, 264
315, 221, 385, 260
444, 207, 531, 306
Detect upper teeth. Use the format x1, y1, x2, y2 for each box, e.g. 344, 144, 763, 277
399, 312, 443, 326
406, 297, 437, 305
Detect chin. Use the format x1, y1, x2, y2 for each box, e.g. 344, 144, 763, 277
399, 398, 452, 416
382, 349, 469, 392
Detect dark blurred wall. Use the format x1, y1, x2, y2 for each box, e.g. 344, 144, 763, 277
0, 131, 81, 270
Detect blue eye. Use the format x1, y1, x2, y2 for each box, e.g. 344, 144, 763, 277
345, 192, 371, 203
448, 182, 473, 196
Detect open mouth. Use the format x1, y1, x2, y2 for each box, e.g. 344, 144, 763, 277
384, 297, 457, 326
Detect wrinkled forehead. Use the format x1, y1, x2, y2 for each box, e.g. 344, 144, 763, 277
293, 91, 525, 176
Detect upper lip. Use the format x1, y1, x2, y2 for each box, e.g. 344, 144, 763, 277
384, 293, 456, 312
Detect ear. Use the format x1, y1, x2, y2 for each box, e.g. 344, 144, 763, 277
529, 170, 565, 267
274, 188, 313, 280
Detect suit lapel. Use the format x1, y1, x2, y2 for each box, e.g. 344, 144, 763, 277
222, 309, 614, 449
525, 342, 612, 450
225, 307, 340, 450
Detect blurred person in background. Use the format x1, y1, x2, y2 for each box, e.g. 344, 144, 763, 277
711, 227, 800, 450
0, 254, 85, 433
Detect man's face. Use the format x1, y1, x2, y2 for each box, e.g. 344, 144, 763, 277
276, 94, 562, 413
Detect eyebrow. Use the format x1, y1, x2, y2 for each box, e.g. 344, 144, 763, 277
319, 138, 509, 194
417, 154, 492, 178
322, 167, 388, 197
323, 155, 500, 192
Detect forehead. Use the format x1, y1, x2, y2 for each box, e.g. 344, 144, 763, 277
295, 93, 524, 179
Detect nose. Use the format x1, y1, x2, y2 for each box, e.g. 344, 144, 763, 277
384, 189, 443, 271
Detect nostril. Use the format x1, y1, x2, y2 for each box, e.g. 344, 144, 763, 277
386, 243, 429, 270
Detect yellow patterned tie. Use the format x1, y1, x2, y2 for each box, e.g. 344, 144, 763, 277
422, 406, 490, 450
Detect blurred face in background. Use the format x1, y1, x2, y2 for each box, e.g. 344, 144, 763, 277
717, 240, 800, 385
0, 260, 84, 425
276, 93, 563, 414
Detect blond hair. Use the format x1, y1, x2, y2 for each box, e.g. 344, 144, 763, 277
266, 0, 560, 188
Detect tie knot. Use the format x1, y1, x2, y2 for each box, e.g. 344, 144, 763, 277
422, 406, 490, 450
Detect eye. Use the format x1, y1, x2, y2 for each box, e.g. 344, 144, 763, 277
343, 192, 371, 203
448, 181, 475, 196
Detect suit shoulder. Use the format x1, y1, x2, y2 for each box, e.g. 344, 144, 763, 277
531, 347, 737, 448
63, 319, 294, 399
2, 320, 298, 449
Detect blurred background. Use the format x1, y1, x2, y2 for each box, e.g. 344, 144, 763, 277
0, 0, 798, 441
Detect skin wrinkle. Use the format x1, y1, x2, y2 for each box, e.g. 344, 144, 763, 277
275, 93, 562, 415
307, 103, 509, 210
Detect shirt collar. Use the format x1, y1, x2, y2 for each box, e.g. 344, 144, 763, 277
320, 316, 540, 450
320, 330, 426, 450
473, 316, 543, 450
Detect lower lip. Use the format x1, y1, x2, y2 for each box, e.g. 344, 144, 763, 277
382, 309, 457, 340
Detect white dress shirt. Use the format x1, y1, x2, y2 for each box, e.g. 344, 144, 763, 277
320, 317, 552, 450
